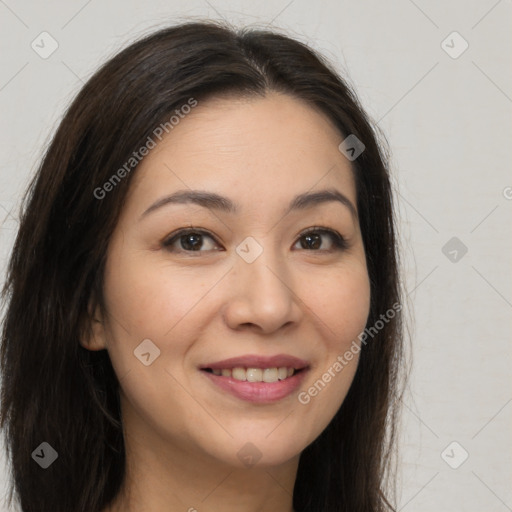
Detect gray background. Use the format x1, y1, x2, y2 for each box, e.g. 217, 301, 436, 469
1, 1, 511, 511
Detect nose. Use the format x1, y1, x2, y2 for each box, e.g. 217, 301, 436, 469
222, 245, 302, 334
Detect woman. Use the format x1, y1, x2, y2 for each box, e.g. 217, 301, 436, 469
0, 20, 406, 512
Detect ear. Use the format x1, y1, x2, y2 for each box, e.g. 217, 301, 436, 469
80, 298, 108, 351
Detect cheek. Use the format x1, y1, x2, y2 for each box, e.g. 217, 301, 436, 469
100, 255, 216, 440
103, 255, 213, 338
309, 262, 371, 347
295, 263, 370, 417
100, 248, 232, 391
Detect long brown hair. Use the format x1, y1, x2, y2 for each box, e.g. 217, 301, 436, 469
1, 19, 407, 512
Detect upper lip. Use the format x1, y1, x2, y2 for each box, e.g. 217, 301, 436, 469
200, 354, 309, 371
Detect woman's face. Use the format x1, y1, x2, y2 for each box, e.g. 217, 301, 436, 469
85, 92, 371, 468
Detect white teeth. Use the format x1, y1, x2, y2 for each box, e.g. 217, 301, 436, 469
262, 368, 278, 383
245, 368, 262, 382
209, 366, 296, 382
232, 367, 246, 381
278, 367, 288, 380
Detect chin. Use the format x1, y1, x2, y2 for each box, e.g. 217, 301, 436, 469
204, 430, 308, 469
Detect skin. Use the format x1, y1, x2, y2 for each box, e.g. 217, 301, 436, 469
82, 92, 371, 512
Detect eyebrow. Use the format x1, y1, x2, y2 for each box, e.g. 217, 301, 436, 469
139, 188, 358, 222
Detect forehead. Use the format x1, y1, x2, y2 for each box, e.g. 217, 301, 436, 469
126, 92, 357, 216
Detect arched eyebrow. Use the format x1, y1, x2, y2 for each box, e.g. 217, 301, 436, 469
139, 188, 358, 222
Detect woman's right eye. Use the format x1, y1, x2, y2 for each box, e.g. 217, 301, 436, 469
162, 229, 222, 253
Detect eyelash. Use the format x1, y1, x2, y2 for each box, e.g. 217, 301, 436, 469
161, 226, 348, 254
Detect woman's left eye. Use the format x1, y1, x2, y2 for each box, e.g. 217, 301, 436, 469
293, 228, 348, 252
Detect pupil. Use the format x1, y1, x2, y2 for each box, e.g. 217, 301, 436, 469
182, 233, 202, 251
302, 233, 321, 250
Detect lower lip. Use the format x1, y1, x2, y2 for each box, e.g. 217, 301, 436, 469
201, 369, 308, 403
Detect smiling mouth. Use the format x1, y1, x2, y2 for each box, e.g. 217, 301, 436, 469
201, 366, 304, 383
200, 365, 309, 403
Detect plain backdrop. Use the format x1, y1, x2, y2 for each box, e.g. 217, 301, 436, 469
0, 1, 511, 511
